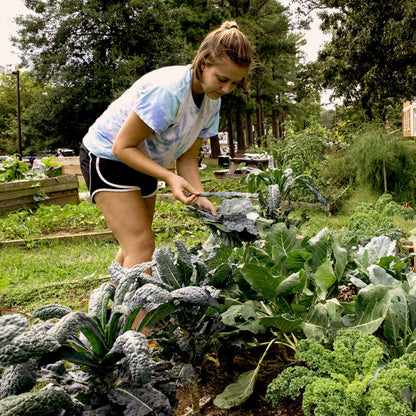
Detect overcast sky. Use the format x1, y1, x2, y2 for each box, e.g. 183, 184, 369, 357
0, 1, 29, 67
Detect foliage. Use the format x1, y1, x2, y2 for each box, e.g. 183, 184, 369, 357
11, 0, 195, 150
188, 198, 260, 247
345, 194, 415, 245
0, 155, 29, 182
345, 237, 416, 357
209, 222, 416, 409
0, 71, 47, 155
0, 202, 107, 241
242, 164, 328, 225
266, 328, 416, 416
0, 246, 224, 414
303, 0, 416, 121
271, 123, 339, 178
127, 239, 224, 365
349, 126, 416, 202
0, 268, 173, 415
265, 123, 353, 208
0, 154, 64, 183
214, 336, 298, 409
222, 225, 348, 337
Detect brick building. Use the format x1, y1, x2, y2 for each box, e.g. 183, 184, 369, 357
403, 100, 416, 137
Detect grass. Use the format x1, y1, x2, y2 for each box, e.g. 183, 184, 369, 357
0, 239, 118, 312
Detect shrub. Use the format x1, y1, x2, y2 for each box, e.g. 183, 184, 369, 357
350, 125, 416, 203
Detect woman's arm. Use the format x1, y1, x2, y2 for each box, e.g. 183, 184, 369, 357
112, 111, 200, 205
176, 138, 217, 216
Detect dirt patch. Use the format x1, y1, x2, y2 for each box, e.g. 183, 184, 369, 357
173, 347, 304, 416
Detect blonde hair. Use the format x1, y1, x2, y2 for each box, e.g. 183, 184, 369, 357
191, 21, 253, 86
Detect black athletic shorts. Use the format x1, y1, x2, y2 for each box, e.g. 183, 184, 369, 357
79, 143, 158, 202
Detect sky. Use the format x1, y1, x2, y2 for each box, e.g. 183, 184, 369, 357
0, 0, 30, 68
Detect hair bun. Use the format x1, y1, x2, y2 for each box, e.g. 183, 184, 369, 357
221, 21, 239, 30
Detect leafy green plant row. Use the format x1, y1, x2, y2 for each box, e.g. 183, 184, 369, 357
3, 219, 415, 414
1, 164, 416, 414
0, 200, 209, 243
0, 202, 108, 241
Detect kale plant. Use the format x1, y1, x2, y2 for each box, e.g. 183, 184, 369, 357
242, 163, 328, 226
266, 329, 416, 416
129, 239, 225, 364
188, 198, 260, 247
0, 244, 224, 416
344, 194, 414, 245
0, 269, 173, 415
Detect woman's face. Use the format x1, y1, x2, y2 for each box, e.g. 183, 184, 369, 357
194, 57, 248, 100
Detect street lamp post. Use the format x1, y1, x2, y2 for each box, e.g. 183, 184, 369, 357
5, 67, 22, 160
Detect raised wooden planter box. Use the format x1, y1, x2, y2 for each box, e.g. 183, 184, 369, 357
58, 156, 84, 185
0, 174, 79, 216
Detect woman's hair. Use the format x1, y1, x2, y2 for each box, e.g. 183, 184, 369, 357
191, 21, 253, 85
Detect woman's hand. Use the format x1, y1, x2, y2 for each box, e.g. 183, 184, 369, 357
196, 196, 217, 216
166, 174, 200, 205
166, 175, 217, 216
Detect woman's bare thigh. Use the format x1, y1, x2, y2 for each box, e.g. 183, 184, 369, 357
94, 190, 156, 266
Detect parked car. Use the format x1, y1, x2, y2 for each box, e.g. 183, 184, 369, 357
55, 148, 75, 157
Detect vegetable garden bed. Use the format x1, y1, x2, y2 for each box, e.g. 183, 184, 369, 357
0, 174, 79, 216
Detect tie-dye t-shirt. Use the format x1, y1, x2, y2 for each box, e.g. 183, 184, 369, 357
82, 65, 220, 168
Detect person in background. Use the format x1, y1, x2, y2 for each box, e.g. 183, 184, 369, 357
79, 21, 253, 327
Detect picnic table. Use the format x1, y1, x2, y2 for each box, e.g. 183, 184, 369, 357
228, 157, 269, 174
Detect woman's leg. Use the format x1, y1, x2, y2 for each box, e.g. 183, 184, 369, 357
95, 190, 156, 268
95, 190, 156, 333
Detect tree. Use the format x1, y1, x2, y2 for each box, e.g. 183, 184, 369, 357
0, 71, 47, 155
12, 0, 194, 150
299, 0, 416, 121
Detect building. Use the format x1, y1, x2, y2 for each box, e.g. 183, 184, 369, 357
403, 100, 416, 137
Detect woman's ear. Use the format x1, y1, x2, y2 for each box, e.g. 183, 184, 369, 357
200, 58, 206, 72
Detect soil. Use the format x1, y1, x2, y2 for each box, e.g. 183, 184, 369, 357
173, 345, 304, 416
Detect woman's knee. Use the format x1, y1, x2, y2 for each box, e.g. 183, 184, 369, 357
120, 232, 155, 264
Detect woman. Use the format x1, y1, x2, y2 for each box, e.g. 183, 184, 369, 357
80, 21, 253, 275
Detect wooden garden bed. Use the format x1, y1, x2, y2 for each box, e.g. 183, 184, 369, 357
0, 174, 79, 216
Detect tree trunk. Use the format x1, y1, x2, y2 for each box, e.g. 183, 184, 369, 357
246, 95, 254, 148
209, 134, 221, 158
272, 107, 278, 139
257, 97, 265, 146
383, 160, 388, 193
226, 111, 235, 159
256, 83, 262, 145
279, 114, 285, 138
236, 111, 245, 155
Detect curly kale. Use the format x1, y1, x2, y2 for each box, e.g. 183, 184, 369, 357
266, 366, 315, 406
266, 329, 389, 416
364, 352, 416, 416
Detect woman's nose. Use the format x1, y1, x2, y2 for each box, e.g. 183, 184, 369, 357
222, 82, 234, 94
